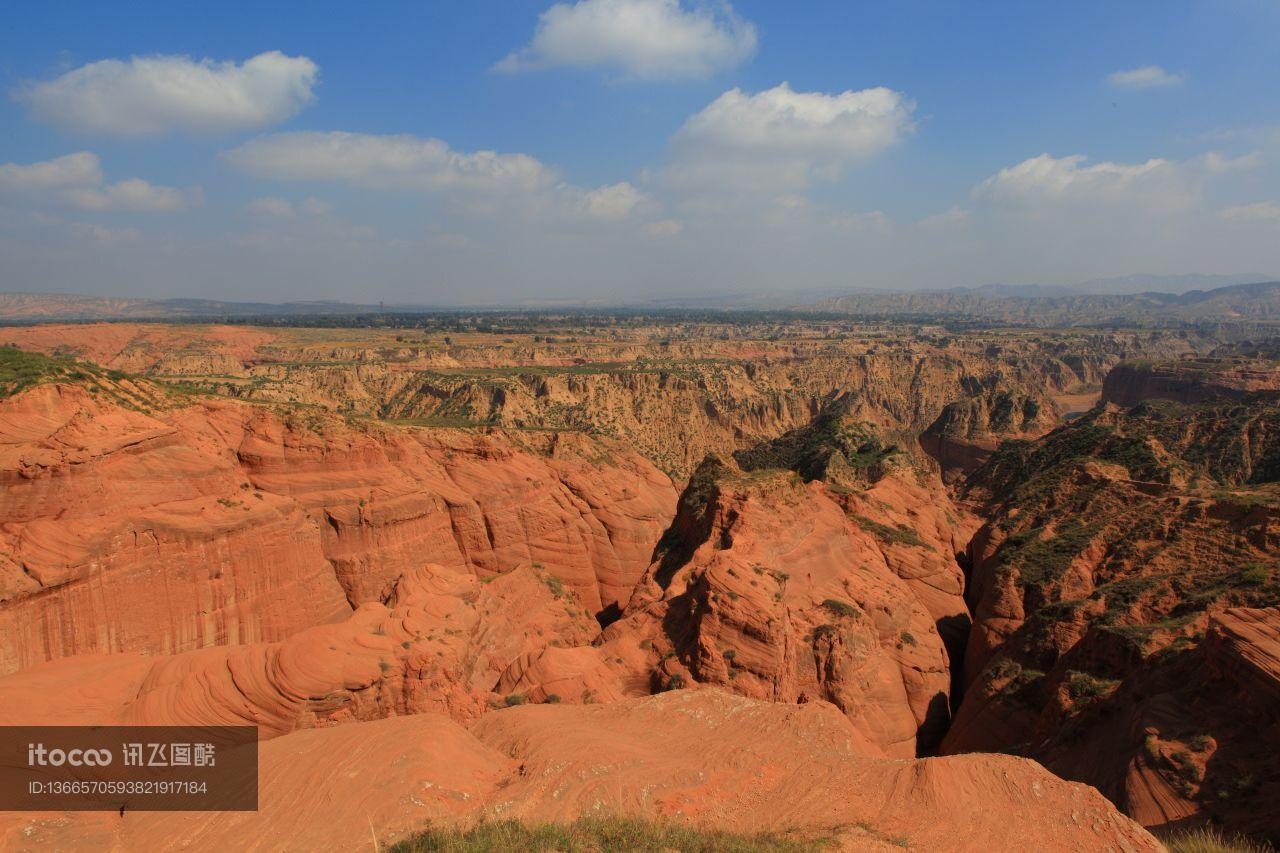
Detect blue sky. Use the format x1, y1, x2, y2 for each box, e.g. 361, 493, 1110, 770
1, 0, 1278, 303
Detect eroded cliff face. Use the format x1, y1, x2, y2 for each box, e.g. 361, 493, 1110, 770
0, 377, 677, 674
0, 322, 1203, 476
0, 332, 1261, 849
0, 383, 350, 674
943, 376, 1280, 840
919, 388, 1061, 481
553, 448, 974, 759
1102, 356, 1280, 407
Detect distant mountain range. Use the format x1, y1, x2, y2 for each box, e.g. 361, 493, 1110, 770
2, 275, 1279, 326
812, 280, 1280, 326
0, 293, 393, 322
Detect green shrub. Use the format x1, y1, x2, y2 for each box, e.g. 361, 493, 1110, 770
1064, 670, 1118, 701
820, 599, 858, 618
853, 516, 926, 547
1238, 563, 1269, 586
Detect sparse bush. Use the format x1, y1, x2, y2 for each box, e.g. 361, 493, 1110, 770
389, 816, 827, 852
1238, 563, 1269, 586
811, 624, 839, 641
821, 599, 858, 618
1064, 670, 1118, 702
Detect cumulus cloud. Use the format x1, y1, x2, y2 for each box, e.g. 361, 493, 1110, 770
973, 153, 1194, 209
574, 181, 649, 219
0, 151, 192, 212
1203, 151, 1261, 173
16, 51, 318, 135
226, 131, 651, 224
65, 179, 189, 212
1107, 65, 1186, 89
1217, 201, 1280, 222
225, 131, 558, 194
494, 0, 756, 79
0, 151, 102, 191
665, 82, 915, 192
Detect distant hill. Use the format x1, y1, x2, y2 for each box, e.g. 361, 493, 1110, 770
813, 280, 1280, 326
3, 278, 1280, 326
0, 293, 389, 322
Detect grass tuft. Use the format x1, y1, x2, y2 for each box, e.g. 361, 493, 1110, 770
1165, 827, 1273, 853
388, 816, 829, 852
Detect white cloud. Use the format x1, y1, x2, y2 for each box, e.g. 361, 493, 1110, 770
0, 151, 192, 212
576, 181, 648, 219
973, 153, 1192, 208
0, 151, 102, 191
16, 51, 318, 135
1107, 65, 1186, 90
494, 0, 756, 79
226, 131, 651, 224
246, 195, 332, 218
1217, 201, 1280, 222
1203, 151, 1260, 173
65, 178, 188, 212
665, 82, 914, 192
225, 131, 557, 194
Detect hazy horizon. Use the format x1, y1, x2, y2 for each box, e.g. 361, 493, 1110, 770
3, 1, 1280, 303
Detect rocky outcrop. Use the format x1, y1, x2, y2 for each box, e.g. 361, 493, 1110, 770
944, 394, 1280, 839
0, 380, 676, 674
0, 383, 351, 674
226, 403, 676, 613
1102, 358, 1280, 407
0, 690, 1162, 852
0, 564, 600, 732
584, 455, 963, 757
0, 322, 1203, 476
919, 389, 1060, 481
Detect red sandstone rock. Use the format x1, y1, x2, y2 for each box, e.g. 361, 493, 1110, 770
597, 458, 958, 757
0, 690, 1161, 852
0, 382, 676, 674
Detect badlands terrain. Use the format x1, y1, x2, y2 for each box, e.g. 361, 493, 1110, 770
0, 315, 1276, 850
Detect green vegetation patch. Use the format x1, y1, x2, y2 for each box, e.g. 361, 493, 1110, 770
0, 346, 104, 397
853, 516, 926, 548
389, 817, 830, 852
734, 402, 902, 484
997, 520, 1098, 589
1064, 670, 1119, 702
